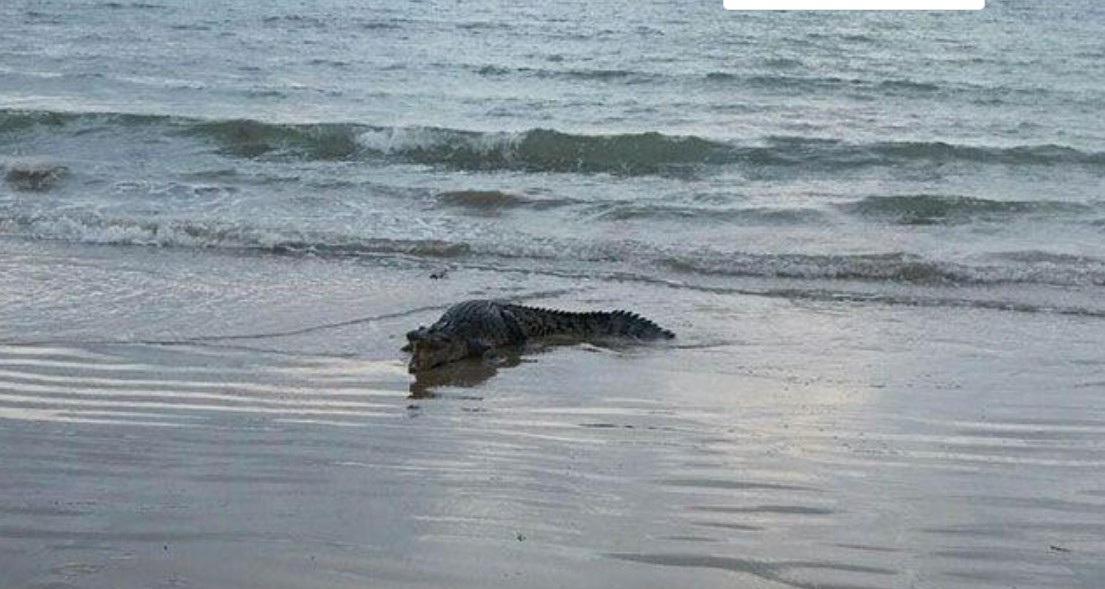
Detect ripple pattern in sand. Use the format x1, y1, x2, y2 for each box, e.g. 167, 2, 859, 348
0, 343, 408, 426
2, 343, 1104, 588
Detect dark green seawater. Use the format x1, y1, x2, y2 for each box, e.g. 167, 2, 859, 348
2, 0, 1104, 311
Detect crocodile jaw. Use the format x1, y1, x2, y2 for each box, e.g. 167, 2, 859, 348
407, 335, 471, 373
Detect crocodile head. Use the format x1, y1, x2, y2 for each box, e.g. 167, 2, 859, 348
405, 327, 471, 373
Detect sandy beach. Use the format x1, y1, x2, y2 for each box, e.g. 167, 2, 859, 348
3, 238, 1104, 588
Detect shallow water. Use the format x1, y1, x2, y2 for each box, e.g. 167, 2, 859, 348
3, 240, 1105, 588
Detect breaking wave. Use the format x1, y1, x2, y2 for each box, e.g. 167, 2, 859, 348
356, 126, 722, 175
4, 210, 1104, 288
659, 251, 1105, 287
4, 108, 1103, 176
0, 212, 470, 258
189, 119, 361, 160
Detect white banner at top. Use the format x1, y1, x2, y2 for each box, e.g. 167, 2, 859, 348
724, 0, 984, 9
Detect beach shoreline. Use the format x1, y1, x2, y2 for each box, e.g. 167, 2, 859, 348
4, 2, 1104, 584
3, 238, 1103, 588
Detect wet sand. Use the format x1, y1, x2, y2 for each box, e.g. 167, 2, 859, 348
2, 239, 1105, 589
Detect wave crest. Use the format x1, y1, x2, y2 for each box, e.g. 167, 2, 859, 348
4, 210, 1104, 287
189, 119, 360, 159
660, 251, 1105, 287
0, 212, 470, 258
4, 109, 1104, 175
358, 126, 723, 175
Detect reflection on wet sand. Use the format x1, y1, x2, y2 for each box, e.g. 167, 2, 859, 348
408, 349, 524, 398
607, 552, 897, 589
2, 280, 1104, 589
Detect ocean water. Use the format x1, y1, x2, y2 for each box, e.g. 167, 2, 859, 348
2, 1, 1105, 588
3, 0, 1104, 316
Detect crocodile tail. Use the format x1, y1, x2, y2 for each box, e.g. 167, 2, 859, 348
508, 305, 675, 340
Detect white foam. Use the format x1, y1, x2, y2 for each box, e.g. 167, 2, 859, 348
356, 126, 523, 156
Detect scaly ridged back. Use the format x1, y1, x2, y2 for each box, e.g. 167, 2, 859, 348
430, 299, 526, 345
503, 303, 675, 341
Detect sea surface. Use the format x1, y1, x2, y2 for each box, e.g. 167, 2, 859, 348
3, 0, 1105, 310
2, 1, 1104, 588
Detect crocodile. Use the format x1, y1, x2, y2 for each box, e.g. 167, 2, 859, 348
403, 299, 674, 373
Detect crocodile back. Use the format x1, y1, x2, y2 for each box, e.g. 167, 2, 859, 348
431, 300, 527, 346
503, 304, 675, 341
